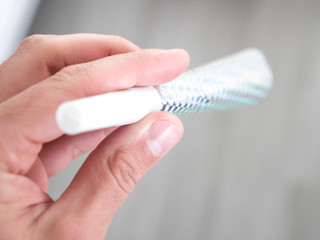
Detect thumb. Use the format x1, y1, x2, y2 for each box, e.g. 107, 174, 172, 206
46, 112, 183, 238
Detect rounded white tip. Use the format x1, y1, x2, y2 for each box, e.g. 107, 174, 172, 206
56, 103, 82, 135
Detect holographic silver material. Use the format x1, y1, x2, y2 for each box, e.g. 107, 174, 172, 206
156, 49, 273, 114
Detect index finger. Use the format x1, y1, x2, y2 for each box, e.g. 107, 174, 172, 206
0, 34, 140, 102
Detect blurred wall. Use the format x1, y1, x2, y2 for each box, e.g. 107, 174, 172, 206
30, 0, 320, 239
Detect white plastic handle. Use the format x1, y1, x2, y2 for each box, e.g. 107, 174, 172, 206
56, 86, 162, 135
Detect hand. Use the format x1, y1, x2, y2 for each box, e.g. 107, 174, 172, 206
0, 34, 189, 239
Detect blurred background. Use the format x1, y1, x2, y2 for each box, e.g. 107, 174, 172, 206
1, 0, 320, 239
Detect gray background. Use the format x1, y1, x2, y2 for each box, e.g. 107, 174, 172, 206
30, 0, 320, 239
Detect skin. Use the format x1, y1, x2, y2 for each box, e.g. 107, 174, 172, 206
0, 34, 190, 239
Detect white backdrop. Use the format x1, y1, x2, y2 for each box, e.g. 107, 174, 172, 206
0, 0, 41, 61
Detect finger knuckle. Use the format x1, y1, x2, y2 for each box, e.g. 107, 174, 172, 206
19, 34, 49, 49
49, 63, 95, 98
128, 49, 144, 60
57, 64, 79, 79
110, 35, 128, 43
51, 64, 87, 90
61, 62, 96, 79
106, 149, 144, 194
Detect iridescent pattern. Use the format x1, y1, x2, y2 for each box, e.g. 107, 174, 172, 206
156, 49, 273, 114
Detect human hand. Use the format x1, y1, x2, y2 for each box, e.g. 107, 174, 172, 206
0, 34, 189, 239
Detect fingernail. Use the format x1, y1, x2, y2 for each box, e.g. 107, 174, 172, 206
147, 120, 181, 156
